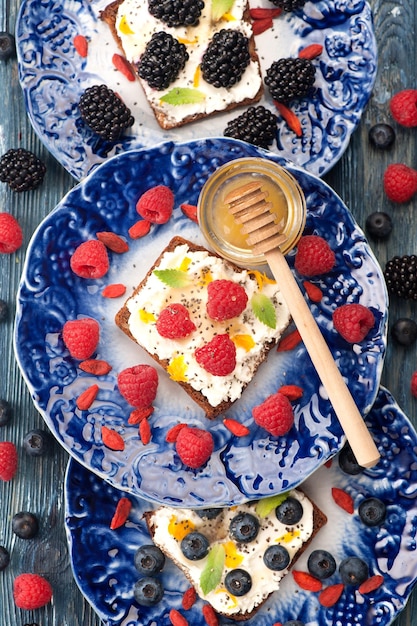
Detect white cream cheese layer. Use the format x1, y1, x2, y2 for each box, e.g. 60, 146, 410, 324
149, 490, 314, 617
114, 0, 263, 125
125, 243, 290, 407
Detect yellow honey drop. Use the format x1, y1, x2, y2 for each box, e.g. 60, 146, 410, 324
119, 15, 134, 34
231, 334, 255, 352
168, 515, 196, 540
276, 528, 300, 543
248, 269, 276, 290
193, 65, 201, 87
167, 355, 188, 382
179, 256, 192, 272
223, 541, 244, 567
222, 12, 236, 21
139, 308, 156, 323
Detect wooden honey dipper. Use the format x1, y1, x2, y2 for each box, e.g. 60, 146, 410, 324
224, 180, 380, 468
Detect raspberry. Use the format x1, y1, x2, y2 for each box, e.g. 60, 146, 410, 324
411, 371, 417, 398
294, 235, 336, 276
136, 185, 174, 224
206, 280, 248, 321
0, 212, 23, 253
252, 391, 294, 436
383, 163, 417, 203
194, 334, 236, 376
13, 573, 53, 610
156, 303, 196, 339
117, 364, 158, 408
0, 441, 18, 481
332, 303, 375, 343
62, 317, 100, 360
70, 239, 110, 278
390, 89, 417, 127
175, 426, 214, 469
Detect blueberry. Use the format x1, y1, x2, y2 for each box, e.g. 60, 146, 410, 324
0, 32, 16, 62
338, 443, 363, 475
134, 544, 165, 574
307, 549, 336, 579
358, 497, 387, 527
181, 531, 209, 560
229, 512, 259, 543
0, 398, 12, 426
23, 428, 53, 456
263, 544, 290, 571
275, 497, 303, 525
339, 556, 369, 586
365, 211, 392, 239
391, 318, 417, 346
368, 123, 395, 149
196, 508, 222, 520
133, 576, 164, 606
0, 299, 8, 322
224, 568, 252, 596
0, 545, 10, 571
12, 511, 39, 539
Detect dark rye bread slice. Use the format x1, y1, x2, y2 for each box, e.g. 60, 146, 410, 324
115, 236, 288, 419
144, 493, 327, 621
100, 0, 263, 130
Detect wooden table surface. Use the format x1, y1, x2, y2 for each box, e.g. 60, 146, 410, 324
1, 0, 417, 624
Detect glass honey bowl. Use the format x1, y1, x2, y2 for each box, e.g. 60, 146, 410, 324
197, 158, 307, 267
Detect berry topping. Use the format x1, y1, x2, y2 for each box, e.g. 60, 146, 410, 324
136, 185, 174, 224
263, 544, 290, 571
332, 303, 375, 343
365, 211, 392, 239
194, 333, 236, 376
268, 0, 306, 10
148, 0, 204, 27
0, 398, 12, 426
294, 234, 336, 276
78, 84, 134, 141
0, 546, 10, 571
206, 279, 248, 321
391, 318, 417, 346
383, 163, 417, 203
196, 508, 222, 520
229, 512, 259, 542
368, 123, 395, 149
134, 545, 165, 574
307, 549, 337, 579
338, 443, 363, 475
156, 303, 196, 339
12, 511, 39, 539
117, 364, 158, 408
133, 576, 164, 606
0, 148, 46, 192
252, 391, 294, 437
0, 441, 18, 481
224, 569, 252, 596
70, 239, 110, 279
224, 106, 278, 149
181, 531, 210, 560
339, 556, 369, 586
62, 317, 100, 360
384, 255, 417, 299
265, 57, 315, 102
201, 29, 250, 88
0, 212, 23, 253
390, 89, 417, 127
23, 429, 53, 456
358, 497, 387, 527
175, 425, 214, 469
13, 573, 53, 610
137, 32, 188, 90
0, 32, 16, 61
275, 496, 303, 525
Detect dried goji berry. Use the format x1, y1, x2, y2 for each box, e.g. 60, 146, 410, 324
180, 203, 198, 222
274, 101, 302, 137
292, 570, 322, 592
319, 583, 344, 607
303, 280, 323, 302
128, 219, 151, 239
277, 328, 302, 352
112, 53, 136, 81
110, 496, 132, 529
166, 423, 187, 443
278, 384, 303, 401
102, 426, 125, 451
102, 283, 127, 298
139, 418, 151, 445
76, 384, 99, 410
223, 418, 250, 437
128, 406, 154, 424
79, 359, 112, 376
332, 487, 354, 514
74, 34, 88, 57
298, 43, 323, 60
250, 7, 282, 18
182, 586, 197, 610
202, 604, 219, 626
252, 17, 273, 35
96, 231, 129, 253
358, 574, 384, 594
169, 608, 189, 626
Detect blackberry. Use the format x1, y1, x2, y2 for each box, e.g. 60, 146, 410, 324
268, 0, 306, 10
79, 85, 134, 141
384, 255, 417, 299
224, 106, 278, 149
148, 0, 205, 27
265, 57, 316, 103
201, 29, 250, 89
137, 32, 188, 90
0, 148, 46, 192
0, 398, 12, 427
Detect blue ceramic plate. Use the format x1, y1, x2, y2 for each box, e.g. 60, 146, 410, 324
65, 387, 417, 626
16, 0, 377, 180
14, 138, 387, 508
